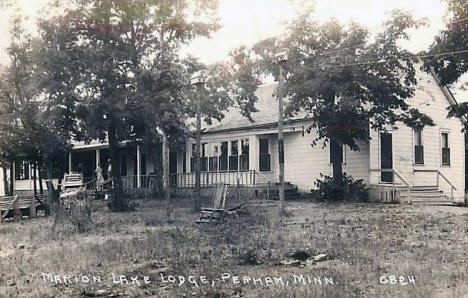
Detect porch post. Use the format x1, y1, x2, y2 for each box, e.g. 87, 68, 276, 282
249, 135, 259, 172
96, 149, 100, 169
12, 161, 15, 192
136, 145, 141, 188
68, 152, 72, 174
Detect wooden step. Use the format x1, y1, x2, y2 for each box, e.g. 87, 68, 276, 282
411, 186, 439, 191
402, 193, 447, 198
410, 200, 455, 206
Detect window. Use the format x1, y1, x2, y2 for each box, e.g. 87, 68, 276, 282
201, 143, 208, 172
190, 143, 208, 172
229, 140, 239, 171
182, 150, 186, 173
219, 141, 228, 172
414, 128, 424, 164
191, 144, 196, 157
329, 142, 345, 164
209, 144, 218, 172
190, 144, 196, 173
259, 138, 270, 171
240, 139, 249, 171
442, 132, 450, 165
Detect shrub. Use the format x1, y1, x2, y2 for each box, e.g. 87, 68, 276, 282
313, 173, 369, 201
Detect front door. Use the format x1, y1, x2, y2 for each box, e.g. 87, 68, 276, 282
380, 132, 393, 183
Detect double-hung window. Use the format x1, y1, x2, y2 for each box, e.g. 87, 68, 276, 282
441, 132, 450, 166
414, 128, 424, 165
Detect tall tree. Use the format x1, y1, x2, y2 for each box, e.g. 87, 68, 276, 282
0, 15, 45, 196
0, 14, 72, 204
424, 0, 468, 129
38, 0, 260, 211
424, 0, 468, 85
250, 10, 434, 182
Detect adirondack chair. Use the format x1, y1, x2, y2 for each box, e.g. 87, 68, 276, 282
196, 183, 228, 224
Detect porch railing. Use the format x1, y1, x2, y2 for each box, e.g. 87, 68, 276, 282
369, 168, 412, 203
413, 169, 457, 200
168, 170, 257, 188
253, 170, 272, 199
85, 170, 271, 192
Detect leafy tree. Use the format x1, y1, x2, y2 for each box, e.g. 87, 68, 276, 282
250, 10, 434, 182
0, 15, 45, 196
38, 0, 260, 211
423, 0, 468, 130
424, 0, 467, 85
0, 14, 72, 202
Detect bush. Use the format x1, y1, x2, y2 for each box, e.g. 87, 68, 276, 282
313, 173, 369, 201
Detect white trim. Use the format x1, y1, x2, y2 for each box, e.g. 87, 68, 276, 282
440, 129, 451, 167
412, 128, 424, 165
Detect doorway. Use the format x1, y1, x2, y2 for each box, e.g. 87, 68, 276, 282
380, 132, 393, 183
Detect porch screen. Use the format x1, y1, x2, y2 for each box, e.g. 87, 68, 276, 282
219, 142, 228, 171
14, 161, 30, 180
190, 143, 208, 172
240, 139, 249, 171
259, 138, 270, 171
442, 132, 450, 165
190, 144, 196, 172
201, 143, 208, 172
414, 128, 424, 164
229, 140, 239, 171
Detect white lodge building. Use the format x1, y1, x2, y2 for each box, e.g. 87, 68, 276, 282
8, 69, 466, 203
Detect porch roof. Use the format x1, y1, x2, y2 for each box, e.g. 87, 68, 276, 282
72, 139, 136, 151
203, 83, 308, 134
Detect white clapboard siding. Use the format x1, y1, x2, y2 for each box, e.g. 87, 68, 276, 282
283, 123, 370, 192
370, 68, 465, 202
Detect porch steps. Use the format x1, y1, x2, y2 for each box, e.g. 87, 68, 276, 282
400, 186, 456, 206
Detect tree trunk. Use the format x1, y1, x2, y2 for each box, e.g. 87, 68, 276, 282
330, 137, 343, 183
194, 85, 202, 212
151, 136, 164, 199
38, 161, 44, 195
107, 117, 128, 211
9, 160, 14, 195
162, 132, 173, 220
57, 160, 64, 192
2, 166, 10, 196
33, 162, 37, 197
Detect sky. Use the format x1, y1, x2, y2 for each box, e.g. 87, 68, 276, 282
0, 0, 466, 98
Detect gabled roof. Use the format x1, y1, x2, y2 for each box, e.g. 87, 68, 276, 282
204, 83, 306, 133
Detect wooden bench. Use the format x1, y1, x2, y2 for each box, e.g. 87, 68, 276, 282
0, 195, 40, 223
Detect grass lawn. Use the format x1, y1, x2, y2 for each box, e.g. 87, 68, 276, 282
0, 198, 467, 298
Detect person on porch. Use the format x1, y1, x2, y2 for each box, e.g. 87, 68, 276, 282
95, 164, 104, 190
107, 159, 112, 180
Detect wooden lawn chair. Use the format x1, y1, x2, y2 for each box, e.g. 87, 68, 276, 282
196, 183, 228, 223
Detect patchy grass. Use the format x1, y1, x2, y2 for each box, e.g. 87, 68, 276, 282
0, 199, 467, 297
